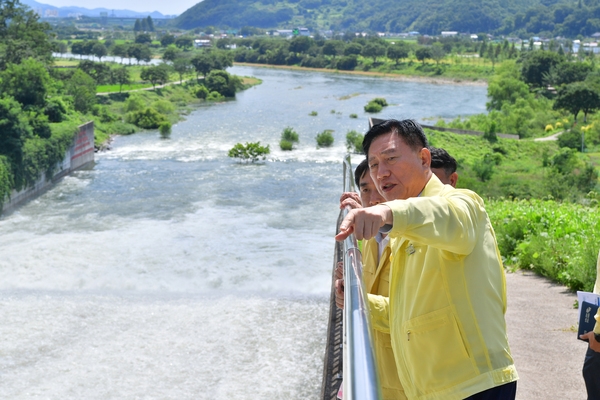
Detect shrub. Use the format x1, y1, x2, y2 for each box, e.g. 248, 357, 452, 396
372, 97, 388, 107
346, 130, 364, 153
126, 107, 167, 129
195, 85, 209, 99
309, 111, 318, 116
545, 124, 554, 132
107, 121, 136, 135
280, 139, 293, 151
349, 113, 358, 119
92, 105, 118, 123
228, 141, 270, 163
44, 97, 68, 123
316, 130, 334, 148
472, 154, 495, 182
152, 100, 175, 115
124, 95, 146, 112
159, 121, 172, 138
207, 91, 225, 101
364, 101, 383, 113
558, 128, 583, 150
281, 127, 299, 143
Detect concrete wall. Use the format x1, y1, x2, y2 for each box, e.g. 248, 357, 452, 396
1, 121, 95, 215
420, 124, 520, 140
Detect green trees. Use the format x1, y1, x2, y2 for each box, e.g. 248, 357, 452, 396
0, 0, 53, 70
205, 70, 239, 97
78, 60, 112, 84
289, 36, 313, 54
135, 33, 152, 44
163, 46, 181, 63
161, 34, 176, 47
128, 44, 152, 64
65, 70, 97, 113
92, 42, 108, 61
415, 46, 432, 65
111, 43, 130, 61
0, 59, 51, 108
322, 40, 344, 58
387, 42, 409, 64
520, 50, 563, 88
361, 42, 386, 64
175, 36, 195, 51
430, 43, 446, 66
228, 142, 270, 163
0, 97, 29, 187
191, 52, 214, 79
553, 82, 600, 123
173, 58, 193, 84
486, 61, 532, 111
113, 67, 131, 92
140, 64, 171, 89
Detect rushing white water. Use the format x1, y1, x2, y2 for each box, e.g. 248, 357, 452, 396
0, 66, 487, 399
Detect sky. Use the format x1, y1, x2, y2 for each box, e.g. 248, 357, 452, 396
37, 0, 201, 15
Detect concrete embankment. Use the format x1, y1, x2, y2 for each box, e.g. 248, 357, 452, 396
1, 121, 95, 215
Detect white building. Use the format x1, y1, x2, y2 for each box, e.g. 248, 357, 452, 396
194, 39, 211, 48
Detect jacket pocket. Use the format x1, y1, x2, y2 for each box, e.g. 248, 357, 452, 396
401, 306, 478, 395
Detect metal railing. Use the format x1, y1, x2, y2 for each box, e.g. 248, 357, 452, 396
340, 155, 381, 400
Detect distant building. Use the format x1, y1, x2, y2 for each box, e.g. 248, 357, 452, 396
441, 31, 457, 37
298, 27, 310, 36
194, 39, 211, 48
470, 34, 478, 40
44, 9, 58, 17
274, 29, 293, 37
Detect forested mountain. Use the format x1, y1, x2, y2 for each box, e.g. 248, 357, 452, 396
173, 0, 600, 38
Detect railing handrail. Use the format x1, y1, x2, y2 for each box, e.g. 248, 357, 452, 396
340, 155, 381, 400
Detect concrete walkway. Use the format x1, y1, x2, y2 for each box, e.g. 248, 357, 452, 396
506, 270, 587, 399
533, 131, 564, 141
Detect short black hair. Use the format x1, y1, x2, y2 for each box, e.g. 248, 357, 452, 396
354, 158, 369, 188
362, 119, 429, 157
430, 147, 457, 175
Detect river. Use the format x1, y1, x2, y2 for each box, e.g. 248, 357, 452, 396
0, 66, 487, 399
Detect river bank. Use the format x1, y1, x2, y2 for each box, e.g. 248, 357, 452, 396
233, 62, 488, 86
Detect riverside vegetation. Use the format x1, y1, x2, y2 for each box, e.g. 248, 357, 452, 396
0, 1, 258, 209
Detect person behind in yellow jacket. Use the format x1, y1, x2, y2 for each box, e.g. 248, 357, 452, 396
337, 158, 407, 400
336, 119, 518, 400
579, 249, 600, 398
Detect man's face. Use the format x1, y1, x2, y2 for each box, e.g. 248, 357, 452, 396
359, 169, 385, 207
368, 132, 431, 201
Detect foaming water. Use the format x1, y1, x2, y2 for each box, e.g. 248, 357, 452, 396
0, 292, 327, 399
0, 66, 487, 398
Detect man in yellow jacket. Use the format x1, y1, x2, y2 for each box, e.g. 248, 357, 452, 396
336, 119, 518, 400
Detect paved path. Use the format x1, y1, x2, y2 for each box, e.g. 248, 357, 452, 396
534, 131, 564, 141
506, 270, 587, 399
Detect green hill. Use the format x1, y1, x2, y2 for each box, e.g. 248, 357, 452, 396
173, 0, 592, 37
